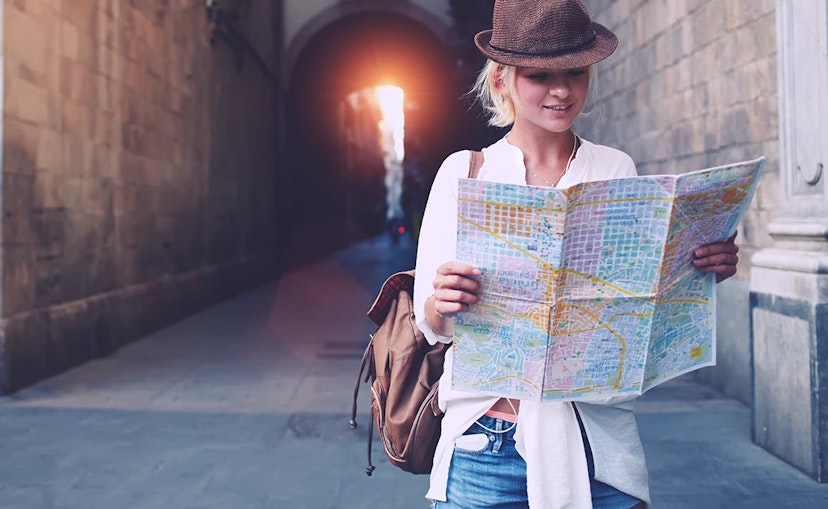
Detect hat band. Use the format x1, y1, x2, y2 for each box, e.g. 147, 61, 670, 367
488, 29, 597, 59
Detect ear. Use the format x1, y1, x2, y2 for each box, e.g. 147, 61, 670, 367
494, 69, 505, 91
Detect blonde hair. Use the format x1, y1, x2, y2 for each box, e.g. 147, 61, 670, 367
472, 61, 517, 128
471, 60, 599, 128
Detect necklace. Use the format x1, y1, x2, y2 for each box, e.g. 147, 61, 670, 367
526, 132, 578, 187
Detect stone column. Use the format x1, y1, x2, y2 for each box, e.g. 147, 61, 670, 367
0, 0, 6, 389
750, 0, 828, 482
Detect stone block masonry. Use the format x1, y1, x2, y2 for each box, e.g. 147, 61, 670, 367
1, 0, 282, 392
578, 0, 778, 404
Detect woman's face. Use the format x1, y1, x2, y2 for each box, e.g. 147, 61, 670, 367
509, 66, 589, 134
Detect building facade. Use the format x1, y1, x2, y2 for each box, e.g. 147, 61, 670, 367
580, 0, 827, 481
1, 0, 283, 392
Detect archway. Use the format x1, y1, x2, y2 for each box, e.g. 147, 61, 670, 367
286, 10, 467, 240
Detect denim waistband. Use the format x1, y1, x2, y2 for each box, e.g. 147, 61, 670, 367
468, 414, 518, 440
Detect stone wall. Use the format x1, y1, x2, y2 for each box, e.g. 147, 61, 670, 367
579, 0, 778, 403
1, 0, 281, 392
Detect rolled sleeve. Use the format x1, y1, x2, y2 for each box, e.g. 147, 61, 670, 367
413, 151, 471, 345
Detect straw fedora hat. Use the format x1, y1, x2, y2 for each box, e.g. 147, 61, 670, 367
475, 0, 618, 69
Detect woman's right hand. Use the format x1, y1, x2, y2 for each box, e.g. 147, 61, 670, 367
425, 261, 482, 336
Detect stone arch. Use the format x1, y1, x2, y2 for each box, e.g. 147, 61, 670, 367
283, 1, 452, 90
283, 3, 466, 236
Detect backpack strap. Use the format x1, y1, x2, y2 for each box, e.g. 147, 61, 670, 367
468, 150, 483, 179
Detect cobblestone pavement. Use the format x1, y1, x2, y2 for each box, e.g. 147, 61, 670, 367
1, 232, 827, 508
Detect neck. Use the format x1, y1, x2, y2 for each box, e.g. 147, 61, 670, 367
507, 126, 576, 161
508, 127, 578, 187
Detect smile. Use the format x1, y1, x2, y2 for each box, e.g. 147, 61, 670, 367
545, 105, 570, 111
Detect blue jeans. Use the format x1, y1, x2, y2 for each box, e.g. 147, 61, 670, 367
432, 415, 642, 509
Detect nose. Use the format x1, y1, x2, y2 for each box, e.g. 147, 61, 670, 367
547, 74, 571, 97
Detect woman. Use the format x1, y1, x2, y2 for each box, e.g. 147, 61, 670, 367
413, 1, 740, 508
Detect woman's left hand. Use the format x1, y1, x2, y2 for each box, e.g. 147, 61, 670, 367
692, 231, 740, 283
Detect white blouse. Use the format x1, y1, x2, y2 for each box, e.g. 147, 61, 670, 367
413, 135, 651, 508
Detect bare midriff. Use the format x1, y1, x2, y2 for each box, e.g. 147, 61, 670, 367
488, 397, 520, 417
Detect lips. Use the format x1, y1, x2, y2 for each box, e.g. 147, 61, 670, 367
545, 104, 571, 111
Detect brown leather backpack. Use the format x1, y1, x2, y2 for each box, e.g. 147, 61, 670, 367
349, 151, 483, 475
349, 271, 449, 475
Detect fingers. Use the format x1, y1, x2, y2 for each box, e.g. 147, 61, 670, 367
693, 251, 739, 268
693, 232, 740, 283
432, 261, 482, 317
695, 260, 738, 283
436, 261, 481, 278
693, 237, 739, 259
432, 289, 478, 317
434, 262, 482, 293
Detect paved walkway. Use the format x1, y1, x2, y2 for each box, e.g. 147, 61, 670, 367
1, 231, 827, 508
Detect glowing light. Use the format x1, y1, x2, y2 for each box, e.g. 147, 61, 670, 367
374, 85, 406, 226
375, 85, 405, 161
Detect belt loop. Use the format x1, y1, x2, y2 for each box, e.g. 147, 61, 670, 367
492, 418, 504, 453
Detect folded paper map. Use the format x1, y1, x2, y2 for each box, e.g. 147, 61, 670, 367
453, 157, 764, 401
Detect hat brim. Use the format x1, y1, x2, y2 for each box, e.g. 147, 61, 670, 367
474, 22, 618, 69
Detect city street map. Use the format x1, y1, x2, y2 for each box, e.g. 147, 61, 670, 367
453, 157, 764, 401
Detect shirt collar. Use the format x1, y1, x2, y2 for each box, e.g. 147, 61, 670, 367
481, 136, 528, 185
484, 134, 587, 188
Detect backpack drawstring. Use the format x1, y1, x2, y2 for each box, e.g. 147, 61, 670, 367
365, 409, 376, 476
349, 335, 377, 476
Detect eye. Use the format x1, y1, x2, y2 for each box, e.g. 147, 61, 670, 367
527, 73, 549, 82
567, 69, 587, 78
